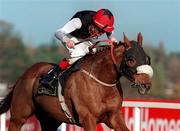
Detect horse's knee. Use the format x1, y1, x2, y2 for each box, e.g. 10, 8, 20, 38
108, 112, 129, 131
8, 117, 26, 131
79, 113, 96, 131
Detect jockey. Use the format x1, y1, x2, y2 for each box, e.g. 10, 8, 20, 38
42, 9, 117, 84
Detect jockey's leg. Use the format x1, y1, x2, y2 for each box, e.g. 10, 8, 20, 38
40, 61, 68, 86
41, 37, 93, 86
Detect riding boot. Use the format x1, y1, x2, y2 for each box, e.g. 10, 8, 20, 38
40, 59, 70, 86
40, 65, 61, 86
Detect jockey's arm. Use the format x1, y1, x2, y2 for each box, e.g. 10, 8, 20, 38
55, 18, 82, 43
106, 31, 117, 43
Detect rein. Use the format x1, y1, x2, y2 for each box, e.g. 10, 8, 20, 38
75, 36, 117, 65
81, 69, 118, 87
81, 40, 120, 87
89, 39, 118, 65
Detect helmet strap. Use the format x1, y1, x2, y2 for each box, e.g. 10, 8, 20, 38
89, 25, 101, 37
101, 25, 108, 30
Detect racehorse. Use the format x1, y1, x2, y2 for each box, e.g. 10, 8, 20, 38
0, 33, 153, 131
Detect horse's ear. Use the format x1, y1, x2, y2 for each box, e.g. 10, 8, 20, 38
123, 32, 131, 49
137, 32, 143, 46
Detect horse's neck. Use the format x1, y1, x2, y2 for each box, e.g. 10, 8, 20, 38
82, 45, 125, 84
93, 52, 117, 83
96, 44, 125, 81
84, 45, 124, 84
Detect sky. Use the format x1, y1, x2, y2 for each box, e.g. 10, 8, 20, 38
0, 0, 180, 53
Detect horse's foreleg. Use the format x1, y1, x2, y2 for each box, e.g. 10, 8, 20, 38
8, 117, 27, 131
107, 111, 129, 131
80, 113, 96, 131
71, 99, 96, 131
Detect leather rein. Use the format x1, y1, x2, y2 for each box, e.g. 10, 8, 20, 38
89, 39, 117, 65
76, 39, 117, 65
78, 39, 120, 87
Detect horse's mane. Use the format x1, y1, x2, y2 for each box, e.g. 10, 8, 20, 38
83, 45, 111, 62
93, 43, 124, 59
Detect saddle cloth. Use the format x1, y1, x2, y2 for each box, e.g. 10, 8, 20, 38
34, 59, 82, 123
36, 59, 82, 97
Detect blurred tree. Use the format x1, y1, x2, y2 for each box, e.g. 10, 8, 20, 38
0, 20, 13, 38
173, 82, 180, 99
0, 20, 31, 83
155, 42, 167, 66
31, 38, 68, 64
150, 63, 166, 98
167, 54, 180, 83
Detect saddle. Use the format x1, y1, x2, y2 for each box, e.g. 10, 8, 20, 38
36, 59, 82, 97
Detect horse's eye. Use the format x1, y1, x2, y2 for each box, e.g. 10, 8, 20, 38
127, 58, 136, 67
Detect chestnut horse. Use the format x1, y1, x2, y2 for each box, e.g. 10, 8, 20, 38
0, 33, 153, 131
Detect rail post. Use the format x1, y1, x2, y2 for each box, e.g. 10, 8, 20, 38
0, 113, 6, 131
134, 107, 140, 131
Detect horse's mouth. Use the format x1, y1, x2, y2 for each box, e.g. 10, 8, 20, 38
132, 73, 152, 95
131, 82, 151, 95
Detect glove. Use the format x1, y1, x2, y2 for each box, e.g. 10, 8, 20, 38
66, 39, 75, 48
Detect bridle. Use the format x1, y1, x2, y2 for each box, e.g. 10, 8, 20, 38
78, 37, 152, 94
89, 40, 117, 63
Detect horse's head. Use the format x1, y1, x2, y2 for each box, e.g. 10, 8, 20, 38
119, 33, 153, 95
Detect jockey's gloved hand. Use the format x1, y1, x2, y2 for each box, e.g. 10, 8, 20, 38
89, 46, 97, 54
66, 39, 75, 48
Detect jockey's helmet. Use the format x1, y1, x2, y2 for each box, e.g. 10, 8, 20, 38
93, 9, 114, 33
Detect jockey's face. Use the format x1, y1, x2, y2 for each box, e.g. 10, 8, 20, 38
89, 24, 105, 37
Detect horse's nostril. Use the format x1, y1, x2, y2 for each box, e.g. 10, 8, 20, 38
135, 82, 151, 95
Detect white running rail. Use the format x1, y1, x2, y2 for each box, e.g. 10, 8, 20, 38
0, 113, 6, 131
1, 100, 180, 131
61, 100, 180, 131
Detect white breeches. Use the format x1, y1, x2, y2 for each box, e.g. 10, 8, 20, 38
66, 37, 93, 64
